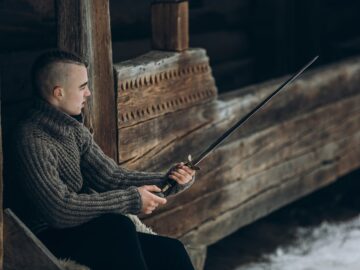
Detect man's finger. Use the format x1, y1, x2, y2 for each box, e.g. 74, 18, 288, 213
172, 171, 188, 181
181, 166, 195, 175
152, 194, 167, 205
175, 168, 189, 176
144, 185, 161, 192
169, 173, 186, 184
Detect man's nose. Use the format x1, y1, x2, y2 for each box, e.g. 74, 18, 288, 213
85, 88, 91, 97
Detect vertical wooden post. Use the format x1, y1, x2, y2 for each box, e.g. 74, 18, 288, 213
151, 0, 189, 51
56, 0, 118, 161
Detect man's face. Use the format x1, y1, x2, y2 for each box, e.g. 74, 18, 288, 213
57, 63, 91, 115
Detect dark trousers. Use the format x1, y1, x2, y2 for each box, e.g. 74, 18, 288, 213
38, 214, 195, 270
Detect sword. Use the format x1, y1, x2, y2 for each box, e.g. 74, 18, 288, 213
159, 56, 319, 197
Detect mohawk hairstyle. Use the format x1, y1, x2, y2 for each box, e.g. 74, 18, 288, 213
31, 50, 88, 97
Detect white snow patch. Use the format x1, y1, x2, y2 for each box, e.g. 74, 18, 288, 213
236, 215, 360, 270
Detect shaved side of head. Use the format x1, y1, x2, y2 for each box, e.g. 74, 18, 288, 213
31, 50, 88, 100
38, 62, 77, 99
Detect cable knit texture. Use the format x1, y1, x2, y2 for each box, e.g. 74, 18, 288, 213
14, 99, 193, 234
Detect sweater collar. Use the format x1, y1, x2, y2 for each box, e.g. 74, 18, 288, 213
32, 98, 84, 135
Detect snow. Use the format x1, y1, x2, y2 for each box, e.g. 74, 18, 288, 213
236, 215, 360, 270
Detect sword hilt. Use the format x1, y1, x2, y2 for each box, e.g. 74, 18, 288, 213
153, 155, 199, 198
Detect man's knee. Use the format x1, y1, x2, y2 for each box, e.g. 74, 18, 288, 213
93, 214, 136, 233
166, 238, 187, 254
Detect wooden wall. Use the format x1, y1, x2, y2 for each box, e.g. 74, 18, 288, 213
1, 0, 360, 92
0, 1, 360, 269
115, 54, 360, 248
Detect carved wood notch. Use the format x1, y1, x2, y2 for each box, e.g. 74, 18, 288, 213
115, 48, 218, 128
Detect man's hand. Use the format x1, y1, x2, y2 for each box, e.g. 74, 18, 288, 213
138, 185, 167, 214
168, 162, 196, 185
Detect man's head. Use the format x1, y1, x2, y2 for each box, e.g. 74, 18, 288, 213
31, 50, 91, 115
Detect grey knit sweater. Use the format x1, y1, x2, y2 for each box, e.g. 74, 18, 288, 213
14, 99, 193, 234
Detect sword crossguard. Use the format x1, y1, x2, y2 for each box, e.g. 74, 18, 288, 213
184, 155, 200, 171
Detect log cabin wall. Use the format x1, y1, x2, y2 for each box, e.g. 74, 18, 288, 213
2, 0, 360, 91
0, 1, 360, 269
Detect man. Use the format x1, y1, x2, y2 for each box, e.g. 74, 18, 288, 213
14, 50, 196, 270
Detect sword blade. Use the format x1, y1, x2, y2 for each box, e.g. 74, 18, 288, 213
192, 55, 319, 166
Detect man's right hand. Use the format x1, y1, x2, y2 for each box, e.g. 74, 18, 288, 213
137, 185, 167, 214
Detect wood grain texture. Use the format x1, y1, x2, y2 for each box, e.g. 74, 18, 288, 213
116, 56, 360, 249
115, 48, 217, 131
4, 209, 63, 270
151, 1, 189, 51
144, 96, 360, 240
56, 0, 117, 160
119, 57, 360, 170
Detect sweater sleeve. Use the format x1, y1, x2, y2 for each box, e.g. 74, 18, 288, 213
17, 136, 142, 229
80, 134, 167, 192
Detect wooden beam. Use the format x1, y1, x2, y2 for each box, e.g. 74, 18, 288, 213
56, 0, 117, 161
151, 0, 189, 51
114, 48, 217, 131
4, 209, 63, 270
115, 55, 360, 246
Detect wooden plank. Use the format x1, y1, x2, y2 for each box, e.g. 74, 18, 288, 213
118, 56, 360, 170
185, 245, 207, 270
180, 145, 360, 246
4, 209, 63, 270
114, 57, 360, 249
56, 0, 117, 160
151, 0, 189, 51
142, 96, 360, 237
115, 48, 217, 130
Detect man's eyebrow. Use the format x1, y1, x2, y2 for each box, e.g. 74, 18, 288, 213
79, 81, 88, 88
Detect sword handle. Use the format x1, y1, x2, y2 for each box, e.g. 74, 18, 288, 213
154, 155, 200, 197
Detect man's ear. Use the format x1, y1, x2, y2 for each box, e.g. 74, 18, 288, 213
53, 86, 63, 100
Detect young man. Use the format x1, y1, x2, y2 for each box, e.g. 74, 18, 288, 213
13, 50, 196, 270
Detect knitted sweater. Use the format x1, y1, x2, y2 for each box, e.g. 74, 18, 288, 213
14, 99, 193, 234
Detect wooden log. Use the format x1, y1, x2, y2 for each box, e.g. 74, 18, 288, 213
151, 0, 189, 51
180, 144, 360, 246
114, 56, 360, 250
142, 97, 360, 238
56, 0, 117, 160
118, 57, 360, 170
4, 209, 63, 270
185, 245, 207, 270
114, 48, 217, 131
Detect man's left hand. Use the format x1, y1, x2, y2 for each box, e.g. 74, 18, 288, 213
168, 162, 195, 185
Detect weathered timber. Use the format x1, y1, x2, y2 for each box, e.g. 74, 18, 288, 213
114, 48, 217, 132
116, 56, 360, 260
118, 57, 360, 170
181, 144, 360, 246
56, 0, 117, 160
151, 0, 189, 51
143, 98, 360, 238
4, 209, 63, 270
185, 245, 207, 270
